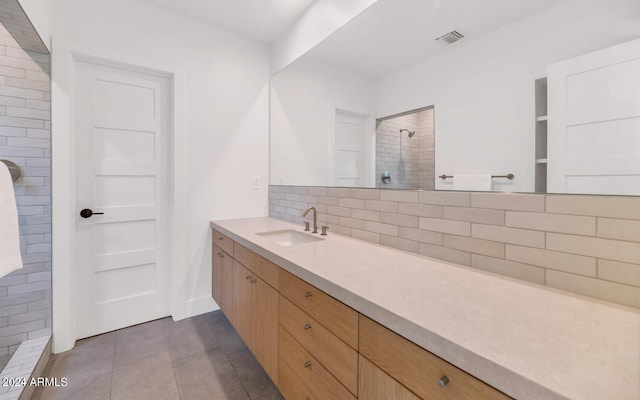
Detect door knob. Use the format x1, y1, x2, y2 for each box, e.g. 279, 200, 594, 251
80, 208, 104, 218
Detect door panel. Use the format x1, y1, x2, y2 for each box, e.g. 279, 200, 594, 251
335, 111, 369, 187
75, 59, 170, 339
547, 38, 640, 195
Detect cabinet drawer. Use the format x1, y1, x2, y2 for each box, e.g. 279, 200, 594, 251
359, 315, 511, 400
234, 243, 279, 289
213, 229, 234, 257
279, 269, 357, 349
279, 296, 358, 396
279, 327, 355, 400
359, 355, 419, 400
279, 355, 317, 400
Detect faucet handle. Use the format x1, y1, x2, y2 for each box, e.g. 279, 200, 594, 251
321, 226, 329, 236
304, 221, 310, 231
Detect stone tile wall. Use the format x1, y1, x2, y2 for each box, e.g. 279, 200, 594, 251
269, 185, 640, 308
0, 24, 50, 358
375, 108, 434, 189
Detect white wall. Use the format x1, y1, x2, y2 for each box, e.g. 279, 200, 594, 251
270, 0, 379, 74
17, 0, 50, 50
375, 0, 640, 192
49, 0, 270, 321
271, 56, 375, 186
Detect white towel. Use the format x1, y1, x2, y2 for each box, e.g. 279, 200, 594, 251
453, 174, 493, 191
0, 162, 22, 277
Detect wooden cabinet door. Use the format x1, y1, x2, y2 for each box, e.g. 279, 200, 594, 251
255, 278, 279, 384
212, 245, 234, 319
212, 245, 224, 305
232, 260, 256, 351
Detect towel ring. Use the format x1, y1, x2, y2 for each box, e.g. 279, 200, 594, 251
0, 160, 21, 182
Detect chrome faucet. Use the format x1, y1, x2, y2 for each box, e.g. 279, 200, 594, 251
302, 206, 318, 233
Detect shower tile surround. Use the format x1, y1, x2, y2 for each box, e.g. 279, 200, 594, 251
376, 108, 435, 189
269, 186, 640, 308
0, 23, 51, 359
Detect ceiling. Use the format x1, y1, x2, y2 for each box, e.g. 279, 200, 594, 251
306, 0, 565, 77
138, 0, 317, 44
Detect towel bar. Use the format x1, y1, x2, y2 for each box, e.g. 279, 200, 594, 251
439, 174, 514, 180
0, 160, 21, 182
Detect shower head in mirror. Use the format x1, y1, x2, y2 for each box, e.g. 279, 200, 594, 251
400, 128, 415, 138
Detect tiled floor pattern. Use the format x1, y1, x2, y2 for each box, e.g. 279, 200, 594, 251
32, 311, 283, 400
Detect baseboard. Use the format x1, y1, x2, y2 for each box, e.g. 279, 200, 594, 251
184, 295, 218, 319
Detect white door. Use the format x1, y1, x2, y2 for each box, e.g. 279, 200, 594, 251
75, 59, 170, 339
335, 111, 368, 187
547, 38, 640, 195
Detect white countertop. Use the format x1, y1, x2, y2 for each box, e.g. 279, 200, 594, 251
210, 217, 640, 400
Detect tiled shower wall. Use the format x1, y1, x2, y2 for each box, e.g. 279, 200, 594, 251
0, 24, 51, 358
375, 108, 434, 189
269, 185, 640, 308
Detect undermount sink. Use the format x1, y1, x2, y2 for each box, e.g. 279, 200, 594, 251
256, 229, 324, 246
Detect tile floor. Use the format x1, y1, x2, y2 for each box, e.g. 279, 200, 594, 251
32, 311, 283, 400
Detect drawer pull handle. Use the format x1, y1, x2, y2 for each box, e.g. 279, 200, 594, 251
216, 252, 222, 256
438, 376, 450, 388
304, 361, 311, 368
218, 237, 223, 241
250, 279, 257, 283
246, 275, 252, 280
304, 292, 312, 298
304, 324, 312, 330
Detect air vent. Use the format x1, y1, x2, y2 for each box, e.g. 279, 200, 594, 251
436, 30, 464, 45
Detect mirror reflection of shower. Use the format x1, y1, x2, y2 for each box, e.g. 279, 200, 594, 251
400, 128, 416, 138
376, 106, 435, 189
398, 128, 416, 158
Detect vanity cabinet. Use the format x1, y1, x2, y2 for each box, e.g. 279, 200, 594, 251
212, 230, 234, 319
211, 227, 512, 400
231, 243, 279, 384
212, 232, 279, 384
359, 315, 512, 400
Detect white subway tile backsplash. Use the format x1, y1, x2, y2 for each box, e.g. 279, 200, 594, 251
397, 202, 442, 218
444, 207, 504, 225
380, 190, 419, 203
547, 233, 640, 265
364, 221, 399, 236
471, 255, 545, 284
419, 243, 471, 266
380, 235, 419, 253
350, 209, 380, 222
471, 193, 545, 212
269, 186, 640, 308
444, 235, 505, 258
597, 260, 640, 287
547, 195, 640, 220
597, 218, 640, 243
327, 206, 350, 217
364, 199, 398, 213
351, 229, 380, 244
419, 191, 470, 206
546, 270, 640, 308
506, 245, 596, 277
473, 224, 545, 248
338, 198, 365, 209
398, 227, 443, 245
506, 212, 595, 236
419, 217, 470, 236
380, 212, 419, 228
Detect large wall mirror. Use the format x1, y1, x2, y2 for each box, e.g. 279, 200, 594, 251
270, 0, 640, 195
